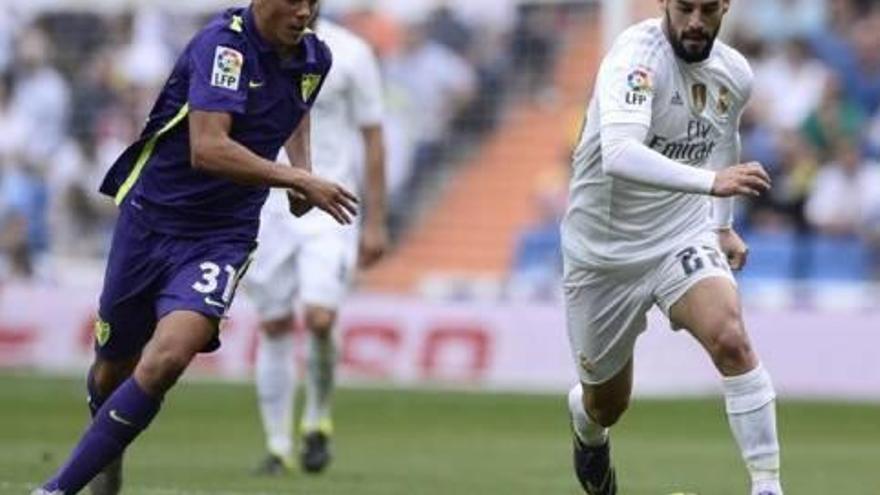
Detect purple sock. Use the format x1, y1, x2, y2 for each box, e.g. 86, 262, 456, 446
43, 377, 162, 493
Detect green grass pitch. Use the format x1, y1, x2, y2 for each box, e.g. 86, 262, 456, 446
1, 373, 878, 494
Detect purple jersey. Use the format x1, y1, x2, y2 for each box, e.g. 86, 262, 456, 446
99, 7, 332, 240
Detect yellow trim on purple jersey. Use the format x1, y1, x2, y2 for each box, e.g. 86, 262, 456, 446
114, 103, 191, 205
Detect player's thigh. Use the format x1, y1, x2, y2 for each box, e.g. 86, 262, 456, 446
157, 236, 256, 353
564, 264, 652, 386
668, 276, 757, 373
668, 276, 740, 336
653, 231, 738, 324
96, 210, 164, 361
244, 232, 301, 323
148, 310, 219, 358
653, 233, 755, 367
298, 229, 357, 310
135, 310, 219, 395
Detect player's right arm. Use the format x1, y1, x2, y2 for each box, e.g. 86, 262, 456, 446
189, 111, 356, 225
596, 39, 769, 198
601, 123, 770, 198
186, 28, 356, 224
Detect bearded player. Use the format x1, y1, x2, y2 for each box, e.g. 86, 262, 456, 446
562, 1, 782, 494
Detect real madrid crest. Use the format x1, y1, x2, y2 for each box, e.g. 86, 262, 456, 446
691, 83, 707, 114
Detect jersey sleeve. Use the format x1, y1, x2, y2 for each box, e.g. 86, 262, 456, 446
349, 40, 384, 127
597, 38, 666, 128
187, 31, 250, 114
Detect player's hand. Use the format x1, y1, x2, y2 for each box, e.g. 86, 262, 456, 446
711, 162, 771, 198
287, 190, 314, 217
299, 176, 359, 225
358, 223, 389, 269
717, 228, 748, 271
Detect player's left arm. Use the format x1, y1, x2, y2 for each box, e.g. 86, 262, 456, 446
713, 58, 757, 271
285, 36, 334, 217
711, 130, 749, 271
284, 114, 314, 217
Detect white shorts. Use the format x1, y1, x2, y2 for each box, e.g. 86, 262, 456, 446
563, 231, 736, 385
244, 213, 358, 321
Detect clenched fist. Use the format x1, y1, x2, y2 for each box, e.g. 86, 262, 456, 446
711, 162, 772, 198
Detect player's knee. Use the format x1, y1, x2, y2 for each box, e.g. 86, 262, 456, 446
708, 312, 754, 372
583, 394, 629, 428
136, 347, 193, 393
262, 316, 294, 338
305, 308, 336, 338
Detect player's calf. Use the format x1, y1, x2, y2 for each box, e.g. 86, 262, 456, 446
89, 357, 139, 416
89, 457, 122, 495
583, 397, 628, 429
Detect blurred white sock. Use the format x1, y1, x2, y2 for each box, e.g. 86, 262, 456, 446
255, 331, 296, 458
303, 333, 336, 431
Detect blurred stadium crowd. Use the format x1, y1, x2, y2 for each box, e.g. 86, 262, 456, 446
0, 0, 878, 291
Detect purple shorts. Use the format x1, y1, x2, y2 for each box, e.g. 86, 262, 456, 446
95, 206, 255, 360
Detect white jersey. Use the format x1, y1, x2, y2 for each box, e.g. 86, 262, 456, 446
264, 20, 384, 233
562, 18, 752, 269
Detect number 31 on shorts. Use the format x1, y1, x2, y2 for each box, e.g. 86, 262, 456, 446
192, 261, 242, 304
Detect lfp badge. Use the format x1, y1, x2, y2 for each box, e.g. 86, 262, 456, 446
212, 46, 244, 91
627, 67, 653, 93
625, 66, 653, 106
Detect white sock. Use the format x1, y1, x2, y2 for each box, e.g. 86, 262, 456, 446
255, 331, 296, 458
568, 383, 608, 446
303, 333, 336, 432
722, 365, 783, 493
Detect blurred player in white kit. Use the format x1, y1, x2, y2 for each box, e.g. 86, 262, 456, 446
245, 13, 387, 476
562, 1, 783, 494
